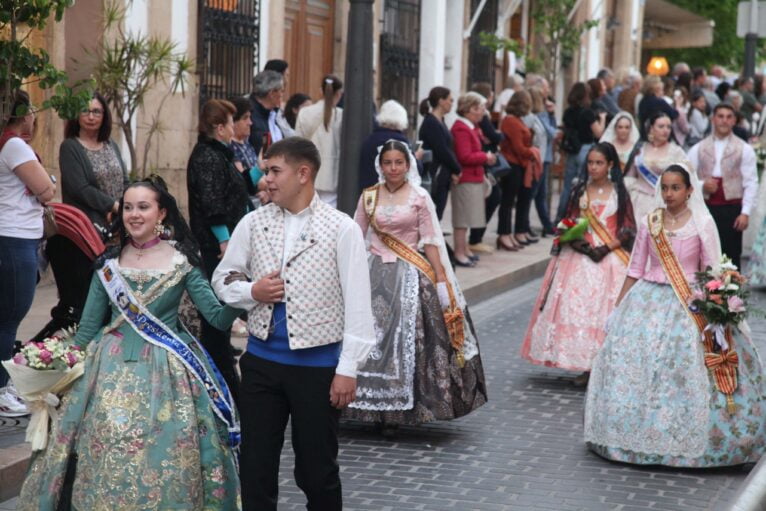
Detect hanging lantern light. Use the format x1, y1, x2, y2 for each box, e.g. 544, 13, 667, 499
647, 56, 670, 76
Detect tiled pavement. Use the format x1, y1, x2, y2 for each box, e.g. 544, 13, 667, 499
4, 279, 766, 510
266, 279, 765, 511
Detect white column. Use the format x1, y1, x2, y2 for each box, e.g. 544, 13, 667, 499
123, 0, 149, 171
443, 0, 464, 104
418, 0, 447, 109
259, 0, 270, 71
170, 0, 189, 55
586, 0, 604, 79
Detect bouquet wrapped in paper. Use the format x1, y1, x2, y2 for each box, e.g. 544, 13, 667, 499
1, 335, 84, 450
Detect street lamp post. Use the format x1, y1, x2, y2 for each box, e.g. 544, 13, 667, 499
337, 0, 375, 217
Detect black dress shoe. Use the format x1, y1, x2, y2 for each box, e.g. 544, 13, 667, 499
468, 254, 480, 262
541, 226, 556, 237
454, 258, 476, 267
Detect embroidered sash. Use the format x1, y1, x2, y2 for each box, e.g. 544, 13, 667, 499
579, 193, 630, 266
98, 260, 241, 446
647, 209, 739, 413
362, 185, 466, 366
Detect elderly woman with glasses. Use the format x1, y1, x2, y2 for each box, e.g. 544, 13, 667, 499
43, 92, 128, 337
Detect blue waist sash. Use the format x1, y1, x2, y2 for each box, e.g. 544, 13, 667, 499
98, 259, 240, 448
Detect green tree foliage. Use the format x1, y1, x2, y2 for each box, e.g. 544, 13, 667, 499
0, 0, 91, 132
661, 0, 766, 72
531, 0, 599, 89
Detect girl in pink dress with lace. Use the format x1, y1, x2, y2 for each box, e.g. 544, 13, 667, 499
521, 143, 636, 383
342, 140, 486, 432
585, 165, 766, 467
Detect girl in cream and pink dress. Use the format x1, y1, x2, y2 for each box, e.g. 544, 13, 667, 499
343, 140, 486, 429
521, 143, 635, 378
585, 165, 766, 467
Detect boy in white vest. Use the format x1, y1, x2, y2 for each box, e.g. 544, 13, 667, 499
687, 103, 758, 269
212, 137, 375, 511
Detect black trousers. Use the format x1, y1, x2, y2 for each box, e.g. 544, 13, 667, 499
497, 166, 524, 235
239, 353, 341, 511
708, 203, 743, 269
515, 184, 534, 236
431, 165, 453, 220
200, 249, 240, 404
469, 182, 501, 245
33, 235, 94, 341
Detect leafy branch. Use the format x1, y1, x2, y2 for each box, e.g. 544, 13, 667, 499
0, 0, 91, 132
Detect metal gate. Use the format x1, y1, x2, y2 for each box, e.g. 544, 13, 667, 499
468, 0, 498, 86
380, 0, 421, 135
198, 0, 261, 105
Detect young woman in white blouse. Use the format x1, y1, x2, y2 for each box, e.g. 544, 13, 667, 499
0, 91, 56, 413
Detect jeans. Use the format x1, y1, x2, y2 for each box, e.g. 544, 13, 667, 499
531, 162, 554, 232
556, 144, 592, 222
0, 236, 39, 387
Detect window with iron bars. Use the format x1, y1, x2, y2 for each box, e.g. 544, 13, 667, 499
198, 0, 260, 105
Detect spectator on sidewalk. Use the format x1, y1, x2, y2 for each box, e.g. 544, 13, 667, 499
737, 76, 762, 125
230, 96, 269, 208
692, 67, 720, 109
0, 91, 56, 415
284, 93, 312, 131
249, 70, 286, 155
44, 92, 128, 340
358, 99, 421, 192
187, 98, 252, 402
295, 75, 344, 206
617, 73, 642, 117
419, 86, 461, 220
557, 82, 606, 222
638, 75, 678, 139
451, 92, 496, 267
594, 70, 620, 115
468, 81, 503, 254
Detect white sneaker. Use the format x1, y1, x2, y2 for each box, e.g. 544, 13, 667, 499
0, 384, 29, 417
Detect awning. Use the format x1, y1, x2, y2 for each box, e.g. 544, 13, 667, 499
642, 0, 715, 49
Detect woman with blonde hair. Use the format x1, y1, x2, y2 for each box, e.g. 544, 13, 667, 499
450, 92, 497, 266
295, 74, 344, 206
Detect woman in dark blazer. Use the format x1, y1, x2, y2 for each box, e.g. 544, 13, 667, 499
187, 98, 253, 401
419, 87, 462, 220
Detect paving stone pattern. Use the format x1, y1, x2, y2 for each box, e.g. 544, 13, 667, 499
273, 279, 765, 511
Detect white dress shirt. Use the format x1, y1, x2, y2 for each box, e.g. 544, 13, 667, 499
212, 198, 376, 378
687, 134, 758, 215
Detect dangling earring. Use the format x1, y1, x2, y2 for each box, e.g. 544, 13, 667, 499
154, 221, 164, 237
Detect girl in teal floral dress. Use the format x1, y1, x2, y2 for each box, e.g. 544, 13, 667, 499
19, 179, 242, 510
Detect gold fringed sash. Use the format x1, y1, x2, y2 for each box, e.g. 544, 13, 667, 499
362, 185, 466, 367
648, 209, 739, 414
580, 193, 630, 266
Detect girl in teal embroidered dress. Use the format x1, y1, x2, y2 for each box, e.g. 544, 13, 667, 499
18, 180, 242, 510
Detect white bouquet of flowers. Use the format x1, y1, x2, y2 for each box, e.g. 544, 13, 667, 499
1, 334, 85, 450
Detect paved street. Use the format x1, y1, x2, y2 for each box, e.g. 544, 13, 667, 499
276, 278, 763, 511
3, 278, 765, 510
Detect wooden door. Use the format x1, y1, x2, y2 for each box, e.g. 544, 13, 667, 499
284, 0, 335, 99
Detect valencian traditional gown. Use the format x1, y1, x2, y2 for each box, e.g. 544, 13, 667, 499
19, 251, 242, 510
585, 214, 766, 467
747, 215, 766, 285
625, 142, 690, 221
521, 189, 635, 371
342, 185, 487, 425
